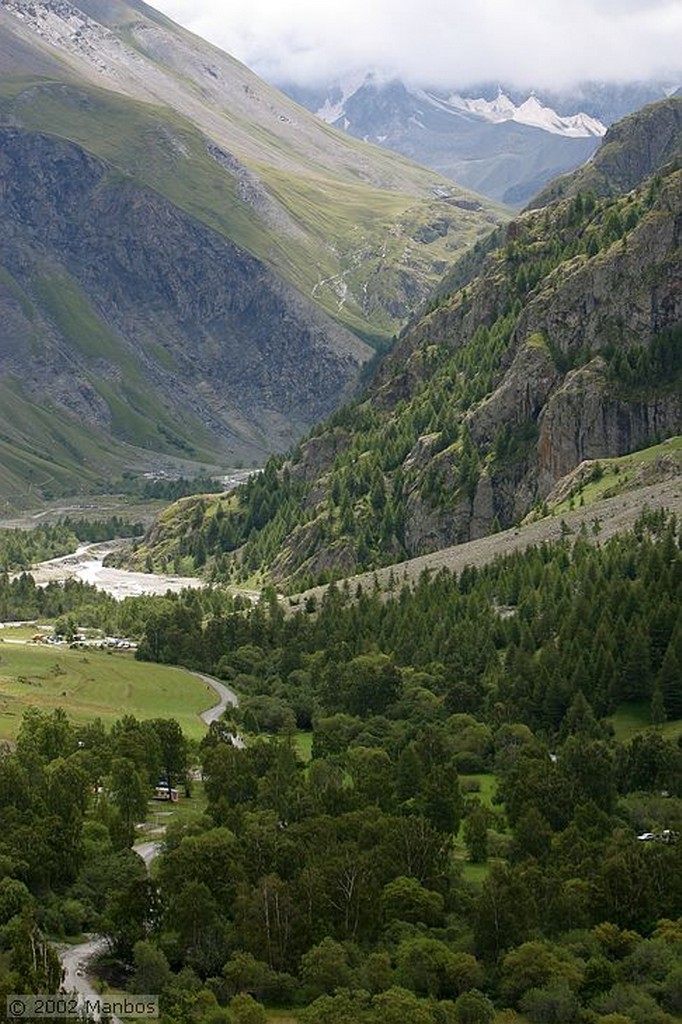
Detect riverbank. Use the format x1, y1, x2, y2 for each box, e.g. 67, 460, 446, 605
27, 541, 205, 598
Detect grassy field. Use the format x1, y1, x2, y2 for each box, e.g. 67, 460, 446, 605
461, 773, 498, 808
135, 781, 209, 847
453, 774, 502, 884
610, 702, 682, 743
293, 731, 313, 762
0, 643, 217, 740
550, 435, 682, 516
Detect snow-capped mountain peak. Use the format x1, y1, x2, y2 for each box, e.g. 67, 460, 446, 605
447, 90, 606, 138
317, 76, 608, 140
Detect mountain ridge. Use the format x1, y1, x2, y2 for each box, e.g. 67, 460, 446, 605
0, 127, 371, 475
282, 74, 678, 207
0, 0, 508, 504
0, 0, 507, 338
131, 97, 682, 588
281, 76, 609, 207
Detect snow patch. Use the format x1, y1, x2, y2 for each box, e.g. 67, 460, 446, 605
445, 90, 606, 138
315, 69, 370, 123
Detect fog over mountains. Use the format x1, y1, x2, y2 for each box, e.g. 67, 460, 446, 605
282, 75, 677, 206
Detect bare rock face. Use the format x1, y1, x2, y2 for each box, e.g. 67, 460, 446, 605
403, 433, 442, 475
467, 338, 561, 448
518, 204, 681, 356
470, 469, 495, 540
289, 430, 352, 485
270, 521, 358, 585
403, 487, 472, 555
537, 359, 682, 491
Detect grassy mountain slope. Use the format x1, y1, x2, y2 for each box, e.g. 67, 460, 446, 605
0, 0, 507, 505
0, 1, 506, 341
132, 99, 682, 588
0, 125, 376, 504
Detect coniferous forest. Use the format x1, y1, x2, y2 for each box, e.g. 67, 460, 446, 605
0, 511, 680, 1023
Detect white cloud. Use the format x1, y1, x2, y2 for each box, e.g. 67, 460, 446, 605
153, 0, 682, 89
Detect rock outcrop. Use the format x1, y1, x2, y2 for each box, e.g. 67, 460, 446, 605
529, 96, 682, 208
536, 360, 681, 490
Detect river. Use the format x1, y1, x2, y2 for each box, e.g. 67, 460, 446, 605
28, 541, 205, 598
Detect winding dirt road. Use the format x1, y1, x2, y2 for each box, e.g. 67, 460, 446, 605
196, 673, 245, 746
58, 675, 242, 1002
60, 937, 110, 1004
58, 840, 163, 1016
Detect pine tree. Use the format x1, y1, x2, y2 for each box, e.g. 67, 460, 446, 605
658, 643, 682, 719
617, 624, 652, 703
650, 683, 667, 727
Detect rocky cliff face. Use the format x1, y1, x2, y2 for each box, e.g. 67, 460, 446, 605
0, 129, 371, 466
536, 361, 681, 489
390, 164, 681, 557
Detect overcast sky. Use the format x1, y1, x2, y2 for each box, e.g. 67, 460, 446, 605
153, 0, 682, 90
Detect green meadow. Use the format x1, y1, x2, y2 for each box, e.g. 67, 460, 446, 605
0, 642, 216, 740
550, 435, 682, 515
610, 701, 682, 744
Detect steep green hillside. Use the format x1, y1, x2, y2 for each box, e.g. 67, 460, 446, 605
0, 0, 507, 504
0, 2, 506, 342
537, 437, 682, 517
134, 100, 681, 588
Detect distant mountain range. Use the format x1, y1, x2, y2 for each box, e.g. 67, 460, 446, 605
282, 76, 678, 206
444, 92, 604, 137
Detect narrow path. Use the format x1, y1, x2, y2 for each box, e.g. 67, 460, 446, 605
57, 678, 240, 998
135, 841, 163, 867
196, 673, 238, 724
